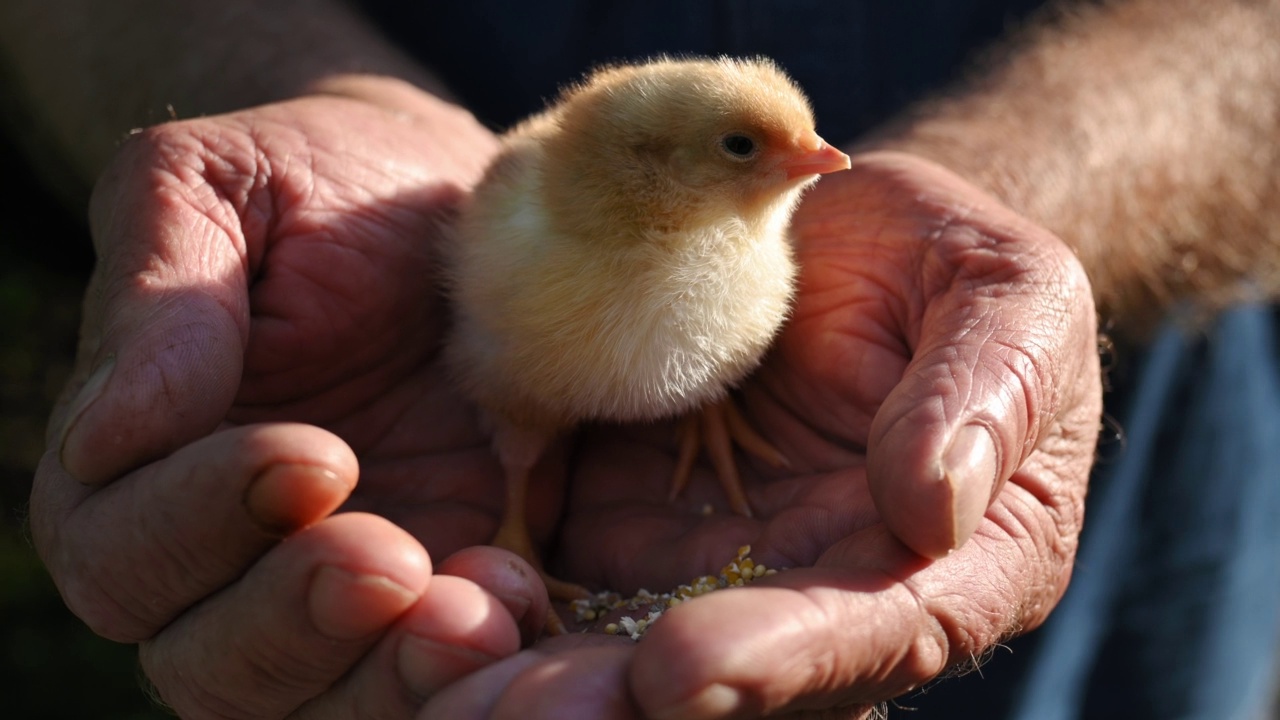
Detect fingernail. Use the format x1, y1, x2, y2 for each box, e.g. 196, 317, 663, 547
57, 355, 117, 470
309, 565, 419, 641
652, 683, 744, 720
942, 424, 999, 550
397, 634, 500, 699
244, 464, 352, 536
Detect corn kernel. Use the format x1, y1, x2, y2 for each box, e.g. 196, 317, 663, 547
586, 546, 786, 641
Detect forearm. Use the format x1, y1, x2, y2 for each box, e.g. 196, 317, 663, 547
875, 0, 1280, 335
0, 0, 480, 192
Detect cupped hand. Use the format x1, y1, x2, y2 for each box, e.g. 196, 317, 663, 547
29, 85, 557, 719
423, 151, 1104, 719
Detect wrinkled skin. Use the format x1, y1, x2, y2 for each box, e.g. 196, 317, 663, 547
29, 94, 1101, 720
430, 153, 1103, 719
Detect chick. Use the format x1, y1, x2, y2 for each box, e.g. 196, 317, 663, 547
443, 56, 849, 607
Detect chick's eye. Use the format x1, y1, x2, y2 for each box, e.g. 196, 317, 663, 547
720, 134, 757, 159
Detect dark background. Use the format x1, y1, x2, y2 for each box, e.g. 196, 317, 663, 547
0, 129, 170, 719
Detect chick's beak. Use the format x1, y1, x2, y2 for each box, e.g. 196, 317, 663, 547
781, 137, 852, 179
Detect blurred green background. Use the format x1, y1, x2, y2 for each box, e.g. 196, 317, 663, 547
1, 131, 170, 719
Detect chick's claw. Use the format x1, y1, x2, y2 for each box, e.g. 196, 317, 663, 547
669, 398, 790, 518
490, 518, 589, 596
488, 461, 589, 635
490, 512, 588, 636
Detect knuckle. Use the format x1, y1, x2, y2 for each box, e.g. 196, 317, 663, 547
140, 643, 258, 720
90, 116, 264, 240
30, 474, 159, 643
56, 563, 158, 643
139, 624, 347, 720
38, 503, 217, 645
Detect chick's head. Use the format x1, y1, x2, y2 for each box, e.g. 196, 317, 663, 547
542, 57, 850, 238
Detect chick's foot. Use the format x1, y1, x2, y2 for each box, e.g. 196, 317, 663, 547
489, 477, 589, 635
668, 398, 789, 517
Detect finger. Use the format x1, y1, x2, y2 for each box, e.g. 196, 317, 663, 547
30, 423, 355, 642
294, 574, 521, 719
56, 124, 256, 485
420, 636, 631, 720
490, 646, 642, 720
864, 157, 1101, 557
419, 651, 547, 720
140, 513, 431, 720
436, 546, 553, 645
631, 537, 994, 720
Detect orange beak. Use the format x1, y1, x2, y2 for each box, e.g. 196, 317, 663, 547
781, 138, 851, 179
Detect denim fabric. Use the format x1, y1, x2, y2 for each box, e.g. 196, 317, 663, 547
1027, 306, 1280, 720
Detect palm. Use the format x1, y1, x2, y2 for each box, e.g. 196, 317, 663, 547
231, 233, 503, 557
154, 97, 515, 558
548, 154, 1098, 642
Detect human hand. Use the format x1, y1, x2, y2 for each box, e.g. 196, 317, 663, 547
423, 151, 1104, 718
29, 86, 561, 718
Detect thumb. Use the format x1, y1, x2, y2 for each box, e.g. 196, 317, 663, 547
867, 195, 1100, 558
54, 129, 251, 485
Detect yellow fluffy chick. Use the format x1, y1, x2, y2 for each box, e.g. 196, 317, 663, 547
443, 56, 849, 609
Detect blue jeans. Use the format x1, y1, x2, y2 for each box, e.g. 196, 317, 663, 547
908, 304, 1280, 719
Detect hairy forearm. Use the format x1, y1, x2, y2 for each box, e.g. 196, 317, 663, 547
0, 0, 475, 192
877, 0, 1280, 335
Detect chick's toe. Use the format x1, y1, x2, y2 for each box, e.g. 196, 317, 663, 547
669, 398, 789, 518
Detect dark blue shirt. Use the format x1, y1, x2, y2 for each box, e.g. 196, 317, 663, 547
357, 0, 1047, 140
